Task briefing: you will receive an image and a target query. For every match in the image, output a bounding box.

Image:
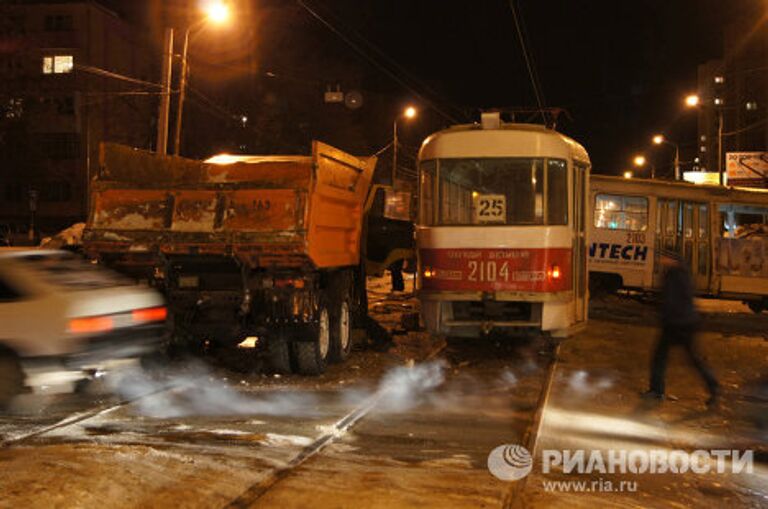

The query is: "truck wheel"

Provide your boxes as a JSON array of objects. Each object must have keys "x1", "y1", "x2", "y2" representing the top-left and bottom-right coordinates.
[
  {"x1": 294, "y1": 306, "x2": 330, "y2": 375},
  {"x1": 268, "y1": 332, "x2": 293, "y2": 374},
  {"x1": 0, "y1": 352, "x2": 24, "y2": 410},
  {"x1": 747, "y1": 300, "x2": 765, "y2": 314},
  {"x1": 329, "y1": 298, "x2": 352, "y2": 363}
]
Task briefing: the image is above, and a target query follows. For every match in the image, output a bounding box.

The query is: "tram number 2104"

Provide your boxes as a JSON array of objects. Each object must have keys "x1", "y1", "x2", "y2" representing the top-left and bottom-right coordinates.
[{"x1": 468, "y1": 260, "x2": 509, "y2": 282}]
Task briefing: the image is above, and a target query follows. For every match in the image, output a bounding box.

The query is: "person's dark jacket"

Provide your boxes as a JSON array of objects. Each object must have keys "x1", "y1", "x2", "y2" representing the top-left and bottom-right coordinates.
[{"x1": 660, "y1": 263, "x2": 699, "y2": 327}]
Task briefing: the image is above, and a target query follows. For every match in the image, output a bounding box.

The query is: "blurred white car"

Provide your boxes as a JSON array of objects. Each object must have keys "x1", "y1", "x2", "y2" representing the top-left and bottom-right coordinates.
[{"x1": 0, "y1": 249, "x2": 166, "y2": 407}]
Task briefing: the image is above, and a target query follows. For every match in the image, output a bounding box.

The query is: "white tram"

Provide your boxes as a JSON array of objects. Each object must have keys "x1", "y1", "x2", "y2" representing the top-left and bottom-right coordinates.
[
  {"x1": 589, "y1": 175, "x2": 768, "y2": 312},
  {"x1": 416, "y1": 113, "x2": 591, "y2": 338}
]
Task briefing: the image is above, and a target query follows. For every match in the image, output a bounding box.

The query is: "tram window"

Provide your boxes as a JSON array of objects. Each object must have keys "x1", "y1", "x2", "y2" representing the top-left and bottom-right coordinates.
[
  {"x1": 594, "y1": 194, "x2": 648, "y2": 231},
  {"x1": 546, "y1": 159, "x2": 568, "y2": 225},
  {"x1": 419, "y1": 160, "x2": 436, "y2": 225},
  {"x1": 718, "y1": 203, "x2": 768, "y2": 238},
  {"x1": 684, "y1": 204, "x2": 694, "y2": 238},
  {"x1": 433, "y1": 158, "x2": 553, "y2": 225},
  {"x1": 698, "y1": 204, "x2": 709, "y2": 238}
]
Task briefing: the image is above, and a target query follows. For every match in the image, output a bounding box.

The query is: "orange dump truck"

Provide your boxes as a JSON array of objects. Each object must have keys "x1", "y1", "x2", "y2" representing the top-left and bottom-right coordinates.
[{"x1": 83, "y1": 141, "x2": 378, "y2": 374}]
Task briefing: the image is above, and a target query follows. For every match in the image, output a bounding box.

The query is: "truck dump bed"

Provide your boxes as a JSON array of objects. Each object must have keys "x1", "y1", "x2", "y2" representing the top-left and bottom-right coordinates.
[{"x1": 84, "y1": 141, "x2": 376, "y2": 269}]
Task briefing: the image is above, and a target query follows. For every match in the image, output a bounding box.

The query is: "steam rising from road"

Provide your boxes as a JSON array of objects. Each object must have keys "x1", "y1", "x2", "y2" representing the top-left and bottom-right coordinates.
[
  {"x1": 108, "y1": 365, "x2": 317, "y2": 419},
  {"x1": 107, "y1": 360, "x2": 448, "y2": 419}
]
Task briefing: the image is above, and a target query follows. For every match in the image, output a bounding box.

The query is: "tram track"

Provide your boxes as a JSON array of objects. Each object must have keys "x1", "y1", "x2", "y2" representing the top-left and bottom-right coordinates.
[
  {"x1": 0, "y1": 383, "x2": 185, "y2": 447},
  {"x1": 224, "y1": 337, "x2": 562, "y2": 508},
  {"x1": 503, "y1": 340, "x2": 561, "y2": 509}
]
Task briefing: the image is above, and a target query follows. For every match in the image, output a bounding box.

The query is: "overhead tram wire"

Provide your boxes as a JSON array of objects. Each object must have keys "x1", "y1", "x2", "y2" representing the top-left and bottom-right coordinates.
[
  {"x1": 509, "y1": 0, "x2": 547, "y2": 122},
  {"x1": 299, "y1": 0, "x2": 470, "y2": 123},
  {"x1": 296, "y1": 0, "x2": 465, "y2": 125}
]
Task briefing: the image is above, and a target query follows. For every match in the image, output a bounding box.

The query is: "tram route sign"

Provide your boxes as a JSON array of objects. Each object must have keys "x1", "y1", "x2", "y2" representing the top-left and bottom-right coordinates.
[
  {"x1": 726, "y1": 152, "x2": 768, "y2": 188},
  {"x1": 474, "y1": 194, "x2": 506, "y2": 223}
]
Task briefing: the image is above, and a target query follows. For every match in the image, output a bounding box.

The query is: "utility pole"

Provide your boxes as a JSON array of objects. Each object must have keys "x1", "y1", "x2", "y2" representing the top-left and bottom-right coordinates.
[
  {"x1": 392, "y1": 119, "x2": 398, "y2": 187},
  {"x1": 156, "y1": 28, "x2": 174, "y2": 155},
  {"x1": 173, "y1": 28, "x2": 191, "y2": 156},
  {"x1": 717, "y1": 110, "x2": 724, "y2": 185}
]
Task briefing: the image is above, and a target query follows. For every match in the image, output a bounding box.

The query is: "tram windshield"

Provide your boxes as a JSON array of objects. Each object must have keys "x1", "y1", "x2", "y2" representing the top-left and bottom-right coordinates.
[{"x1": 420, "y1": 158, "x2": 568, "y2": 226}]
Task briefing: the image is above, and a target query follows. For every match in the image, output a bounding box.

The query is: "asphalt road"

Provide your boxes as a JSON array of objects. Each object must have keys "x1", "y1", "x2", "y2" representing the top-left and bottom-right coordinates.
[{"x1": 0, "y1": 333, "x2": 555, "y2": 509}]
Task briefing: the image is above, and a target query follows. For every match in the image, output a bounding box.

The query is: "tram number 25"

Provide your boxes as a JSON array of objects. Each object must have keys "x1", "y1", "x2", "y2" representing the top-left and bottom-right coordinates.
[
  {"x1": 468, "y1": 261, "x2": 509, "y2": 282},
  {"x1": 475, "y1": 194, "x2": 506, "y2": 223}
]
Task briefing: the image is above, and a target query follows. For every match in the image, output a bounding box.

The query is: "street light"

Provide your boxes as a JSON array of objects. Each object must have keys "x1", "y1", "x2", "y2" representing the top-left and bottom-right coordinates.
[
  {"x1": 685, "y1": 92, "x2": 724, "y2": 185},
  {"x1": 652, "y1": 134, "x2": 681, "y2": 180},
  {"x1": 633, "y1": 154, "x2": 655, "y2": 179},
  {"x1": 392, "y1": 105, "x2": 417, "y2": 186},
  {"x1": 685, "y1": 94, "x2": 700, "y2": 108},
  {"x1": 172, "y1": 1, "x2": 232, "y2": 156}
]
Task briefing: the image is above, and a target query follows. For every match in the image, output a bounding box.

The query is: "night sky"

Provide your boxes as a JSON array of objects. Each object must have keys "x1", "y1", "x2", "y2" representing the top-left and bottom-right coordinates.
[{"x1": 108, "y1": 0, "x2": 766, "y2": 173}]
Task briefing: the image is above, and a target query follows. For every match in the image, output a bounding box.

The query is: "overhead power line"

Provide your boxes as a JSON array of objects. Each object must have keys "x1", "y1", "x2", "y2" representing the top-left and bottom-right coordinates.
[
  {"x1": 509, "y1": 0, "x2": 546, "y2": 114},
  {"x1": 297, "y1": 0, "x2": 465, "y2": 124},
  {"x1": 75, "y1": 64, "x2": 163, "y2": 89}
]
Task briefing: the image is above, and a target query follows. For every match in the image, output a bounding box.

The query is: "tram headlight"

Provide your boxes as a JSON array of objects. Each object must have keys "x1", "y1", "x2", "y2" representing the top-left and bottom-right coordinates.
[
  {"x1": 423, "y1": 266, "x2": 435, "y2": 278},
  {"x1": 547, "y1": 264, "x2": 562, "y2": 280}
]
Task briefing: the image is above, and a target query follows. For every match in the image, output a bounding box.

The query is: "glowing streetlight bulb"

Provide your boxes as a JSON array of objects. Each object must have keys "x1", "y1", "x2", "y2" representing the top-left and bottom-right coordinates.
[
  {"x1": 204, "y1": 1, "x2": 230, "y2": 24},
  {"x1": 404, "y1": 106, "x2": 417, "y2": 119},
  {"x1": 652, "y1": 134, "x2": 664, "y2": 145},
  {"x1": 633, "y1": 155, "x2": 646, "y2": 167},
  {"x1": 685, "y1": 94, "x2": 700, "y2": 108}
]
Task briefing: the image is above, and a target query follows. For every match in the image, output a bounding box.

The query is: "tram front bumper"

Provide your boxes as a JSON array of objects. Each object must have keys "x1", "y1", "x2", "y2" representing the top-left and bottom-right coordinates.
[{"x1": 418, "y1": 291, "x2": 574, "y2": 337}]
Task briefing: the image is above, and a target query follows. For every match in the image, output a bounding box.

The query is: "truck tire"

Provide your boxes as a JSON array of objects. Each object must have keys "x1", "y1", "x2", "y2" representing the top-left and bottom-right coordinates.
[
  {"x1": 747, "y1": 300, "x2": 765, "y2": 314},
  {"x1": 0, "y1": 351, "x2": 24, "y2": 410},
  {"x1": 329, "y1": 298, "x2": 352, "y2": 363},
  {"x1": 268, "y1": 332, "x2": 293, "y2": 374},
  {"x1": 294, "y1": 305, "x2": 330, "y2": 375}
]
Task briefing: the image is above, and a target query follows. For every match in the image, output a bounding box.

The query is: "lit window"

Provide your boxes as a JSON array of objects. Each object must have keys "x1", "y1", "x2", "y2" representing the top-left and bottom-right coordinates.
[
  {"x1": 746, "y1": 101, "x2": 758, "y2": 111},
  {"x1": 700, "y1": 146, "x2": 707, "y2": 152},
  {"x1": 594, "y1": 194, "x2": 648, "y2": 231},
  {"x1": 714, "y1": 76, "x2": 724, "y2": 84},
  {"x1": 714, "y1": 97, "x2": 723, "y2": 106},
  {"x1": 700, "y1": 135, "x2": 707, "y2": 142},
  {"x1": 42, "y1": 55, "x2": 73, "y2": 74}
]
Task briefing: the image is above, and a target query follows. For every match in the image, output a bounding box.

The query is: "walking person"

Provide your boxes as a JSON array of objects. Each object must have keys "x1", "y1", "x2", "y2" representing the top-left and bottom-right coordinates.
[{"x1": 645, "y1": 251, "x2": 719, "y2": 406}]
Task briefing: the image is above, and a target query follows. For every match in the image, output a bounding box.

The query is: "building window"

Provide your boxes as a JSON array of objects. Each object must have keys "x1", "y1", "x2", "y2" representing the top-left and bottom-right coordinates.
[
  {"x1": 3, "y1": 98, "x2": 23, "y2": 119},
  {"x1": 42, "y1": 55, "x2": 74, "y2": 74},
  {"x1": 44, "y1": 15, "x2": 73, "y2": 32}
]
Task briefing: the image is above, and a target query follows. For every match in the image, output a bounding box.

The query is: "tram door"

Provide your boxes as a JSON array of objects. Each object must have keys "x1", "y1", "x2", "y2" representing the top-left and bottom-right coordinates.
[
  {"x1": 654, "y1": 200, "x2": 710, "y2": 291},
  {"x1": 573, "y1": 164, "x2": 588, "y2": 321}
]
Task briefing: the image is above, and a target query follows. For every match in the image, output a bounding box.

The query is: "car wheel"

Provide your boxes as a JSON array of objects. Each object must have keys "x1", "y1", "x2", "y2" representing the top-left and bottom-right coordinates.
[
  {"x1": 329, "y1": 298, "x2": 352, "y2": 363},
  {"x1": 294, "y1": 305, "x2": 330, "y2": 375},
  {"x1": 268, "y1": 332, "x2": 293, "y2": 374},
  {"x1": 0, "y1": 352, "x2": 24, "y2": 410}
]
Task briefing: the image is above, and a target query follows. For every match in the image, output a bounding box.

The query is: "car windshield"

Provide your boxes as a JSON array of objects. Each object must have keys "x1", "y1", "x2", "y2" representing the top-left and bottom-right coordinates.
[{"x1": 18, "y1": 252, "x2": 130, "y2": 290}]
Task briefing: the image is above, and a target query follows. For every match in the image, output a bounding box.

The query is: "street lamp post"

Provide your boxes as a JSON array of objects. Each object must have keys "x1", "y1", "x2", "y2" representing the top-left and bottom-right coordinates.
[
  {"x1": 684, "y1": 93, "x2": 726, "y2": 185},
  {"x1": 170, "y1": 1, "x2": 231, "y2": 156},
  {"x1": 392, "y1": 106, "x2": 417, "y2": 187},
  {"x1": 652, "y1": 134, "x2": 680, "y2": 180}
]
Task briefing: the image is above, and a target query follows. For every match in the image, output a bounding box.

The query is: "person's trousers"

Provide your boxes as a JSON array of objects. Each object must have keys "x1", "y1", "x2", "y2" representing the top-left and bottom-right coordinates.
[
  {"x1": 650, "y1": 324, "x2": 718, "y2": 396},
  {"x1": 389, "y1": 259, "x2": 405, "y2": 292}
]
